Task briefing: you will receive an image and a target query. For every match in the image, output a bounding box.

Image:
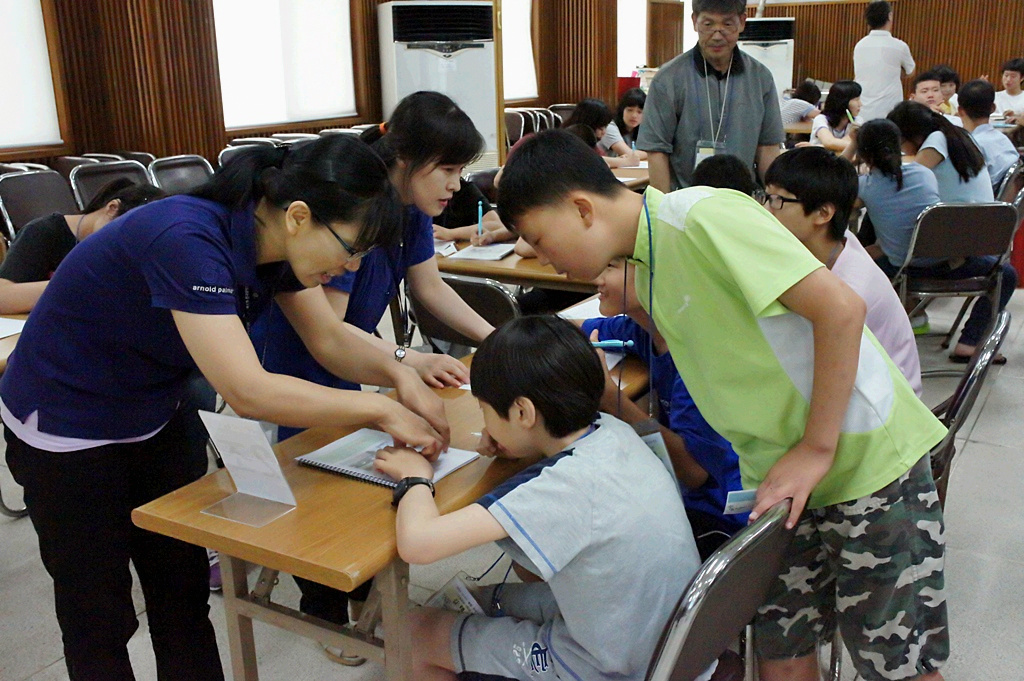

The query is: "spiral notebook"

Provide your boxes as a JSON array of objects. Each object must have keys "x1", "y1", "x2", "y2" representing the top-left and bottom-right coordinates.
[{"x1": 295, "y1": 428, "x2": 479, "y2": 488}]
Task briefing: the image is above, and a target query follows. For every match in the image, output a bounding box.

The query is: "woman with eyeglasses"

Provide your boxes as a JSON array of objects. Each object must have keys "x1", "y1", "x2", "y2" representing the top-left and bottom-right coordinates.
[{"x1": 0, "y1": 134, "x2": 450, "y2": 680}]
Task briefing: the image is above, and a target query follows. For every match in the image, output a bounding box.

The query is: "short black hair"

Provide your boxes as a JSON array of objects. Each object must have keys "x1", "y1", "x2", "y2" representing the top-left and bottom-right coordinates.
[
  {"x1": 691, "y1": 155, "x2": 757, "y2": 196},
  {"x1": 471, "y1": 316, "x2": 603, "y2": 438},
  {"x1": 1002, "y1": 58, "x2": 1024, "y2": 76},
  {"x1": 563, "y1": 123, "x2": 598, "y2": 149},
  {"x1": 958, "y1": 79, "x2": 997, "y2": 120},
  {"x1": 793, "y1": 81, "x2": 822, "y2": 106},
  {"x1": 693, "y1": 0, "x2": 745, "y2": 16},
  {"x1": 864, "y1": 1, "x2": 891, "y2": 29},
  {"x1": 931, "y1": 64, "x2": 960, "y2": 88},
  {"x1": 822, "y1": 80, "x2": 862, "y2": 128},
  {"x1": 912, "y1": 70, "x2": 941, "y2": 91},
  {"x1": 496, "y1": 129, "x2": 627, "y2": 234},
  {"x1": 564, "y1": 98, "x2": 614, "y2": 132},
  {"x1": 764, "y1": 147, "x2": 858, "y2": 241}
]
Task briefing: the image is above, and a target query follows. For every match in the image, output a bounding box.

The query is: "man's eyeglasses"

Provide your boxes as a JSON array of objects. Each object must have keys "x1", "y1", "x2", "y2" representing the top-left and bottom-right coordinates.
[
  {"x1": 760, "y1": 193, "x2": 803, "y2": 211},
  {"x1": 326, "y1": 225, "x2": 375, "y2": 262},
  {"x1": 696, "y1": 20, "x2": 741, "y2": 36}
]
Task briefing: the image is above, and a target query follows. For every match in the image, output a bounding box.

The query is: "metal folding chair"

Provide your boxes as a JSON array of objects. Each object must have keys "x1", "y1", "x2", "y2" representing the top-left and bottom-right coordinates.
[
  {"x1": 548, "y1": 103, "x2": 577, "y2": 126},
  {"x1": 69, "y1": 160, "x2": 151, "y2": 210},
  {"x1": 995, "y1": 156, "x2": 1023, "y2": 203},
  {"x1": 645, "y1": 500, "x2": 795, "y2": 681},
  {"x1": 891, "y1": 202, "x2": 1017, "y2": 353},
  {"x1": 504, "y1": 110, "x2": 525, "y2": 147},
  {"x1": 410, "y1": 274, "x2": 520, "y2": 353},
  {"x1": 148, "y1": 154, "x2": 215, "y2": 194},
  {"x1": 0, "y1": 169, "x2": 78, "y2": 242}
]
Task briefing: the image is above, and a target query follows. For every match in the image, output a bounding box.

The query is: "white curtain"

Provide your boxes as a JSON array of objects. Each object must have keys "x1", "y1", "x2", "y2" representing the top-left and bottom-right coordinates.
[
  {"x1": 213, "y1": 0, "x2": 357, "y2": 128},
  {"x1": 501, "y1": 0, "x2": 539, "y2": 100},
  {"x1": 0, "y1": 0, "x2": 62, "y2": 148},
  {"x1": 617, "y1": 0, "x2": 648, "y2": 77}
]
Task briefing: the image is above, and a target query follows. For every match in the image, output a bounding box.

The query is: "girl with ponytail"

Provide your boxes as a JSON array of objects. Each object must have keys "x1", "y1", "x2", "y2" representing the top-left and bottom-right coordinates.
[
  {"x1": 886, "y1": 100, "x2": 993, "y2": 203},
  {"x1": 0, "y1": 134, "x2": 449, "y2": 679},
  {"x1": 853, "y1": 117, "x2": 1016, "y2": 362}
]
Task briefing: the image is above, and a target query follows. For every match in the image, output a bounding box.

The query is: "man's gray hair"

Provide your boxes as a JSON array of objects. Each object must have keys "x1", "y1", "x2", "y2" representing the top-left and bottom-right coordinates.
[{"x1": 692, "y1": 0, "x2": 747, "y2": 16}]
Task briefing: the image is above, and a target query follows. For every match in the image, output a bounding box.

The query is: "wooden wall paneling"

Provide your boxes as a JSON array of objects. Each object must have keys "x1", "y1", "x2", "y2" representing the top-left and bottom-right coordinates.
[
  {"x1": 648, "y1": 2, "x2": 687, "y2": 69},
  {"x1": 548, "y1": 0, "x2": 617, "y2": 106}
]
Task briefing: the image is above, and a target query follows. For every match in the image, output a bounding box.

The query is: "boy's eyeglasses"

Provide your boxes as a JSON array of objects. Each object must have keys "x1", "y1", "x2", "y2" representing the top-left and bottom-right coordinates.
[
  {"x1": 760, "y1": 193, "x2": 803, "y2": 211},
  {"x1": 326, "y1": 225, "x2": 375, "y2": 262}
]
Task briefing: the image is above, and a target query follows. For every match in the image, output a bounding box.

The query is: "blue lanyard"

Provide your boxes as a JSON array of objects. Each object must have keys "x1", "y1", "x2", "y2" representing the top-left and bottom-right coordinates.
[{"x1": 642, "y1": 196, "x2": 656, "y2": 418}]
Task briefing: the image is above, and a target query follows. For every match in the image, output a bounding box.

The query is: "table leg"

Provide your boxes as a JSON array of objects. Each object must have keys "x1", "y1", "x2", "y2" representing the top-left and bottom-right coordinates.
[
  {"x1": 378, "y1": 558, "x2": 412, "y2": 681},
  {"x1": 221, "y1": 556, "x2": 259, "y2": 681}
]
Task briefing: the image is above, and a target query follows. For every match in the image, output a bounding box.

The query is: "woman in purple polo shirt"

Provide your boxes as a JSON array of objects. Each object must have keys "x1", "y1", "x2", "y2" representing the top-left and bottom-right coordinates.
[{"x1": 0, "y1": 135, "x2": 449, "y2": 680}]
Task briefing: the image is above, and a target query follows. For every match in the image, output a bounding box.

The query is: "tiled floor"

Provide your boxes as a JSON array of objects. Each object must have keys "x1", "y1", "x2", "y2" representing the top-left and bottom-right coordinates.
[{"x1": 1, "y1": 295, "x2": 1022, "y2": 680}]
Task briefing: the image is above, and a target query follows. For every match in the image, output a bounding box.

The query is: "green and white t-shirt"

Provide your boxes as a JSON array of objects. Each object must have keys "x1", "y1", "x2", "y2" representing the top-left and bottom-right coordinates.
[{"x1": 632, "y1": 187, "x2": 946, "y2": 508}]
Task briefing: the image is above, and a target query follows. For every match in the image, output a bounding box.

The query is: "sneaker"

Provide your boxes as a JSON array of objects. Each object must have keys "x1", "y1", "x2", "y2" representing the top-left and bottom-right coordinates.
[
  {"x1": 320, "y1": 643, "x2": 366, "y2": 666},
  {"x1": 911, "y1": 312, "x2": 930, "y2": 336}
]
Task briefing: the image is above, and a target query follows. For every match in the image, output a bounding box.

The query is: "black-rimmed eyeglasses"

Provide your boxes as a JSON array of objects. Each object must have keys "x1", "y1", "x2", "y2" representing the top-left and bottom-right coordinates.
[
  {"x1": 326, "y1": 225, "x2": 375, "y2": 262},
  {"x1": 760, "y1": 193, "x2": 803, "y2": 211}
]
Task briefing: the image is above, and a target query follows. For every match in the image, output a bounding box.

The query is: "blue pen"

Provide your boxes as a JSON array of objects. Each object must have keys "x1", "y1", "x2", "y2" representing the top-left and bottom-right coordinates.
[
  {"x1": 592, "y1": 340, "x2": 634, "y2": 350},
  {"x1": 477, "y1": 200, "x2": 483, "y2": 238}
]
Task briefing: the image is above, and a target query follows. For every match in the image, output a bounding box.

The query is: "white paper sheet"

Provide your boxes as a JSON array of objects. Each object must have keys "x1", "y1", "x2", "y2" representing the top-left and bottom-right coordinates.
[
  {"x1": 557, "y1": 296, "x2": 605, "y2": 320},
  {"x1": 199, "y1": 411, "x2": 296, "y2": 506},
  {"x1": 447, "y1": 244, "x2": 515, "y2": 261},
  {"x1": 434, "y1": 239, "x2": 458, "y2": 257},
  {"x1": 0, "y1": 317, "x2": 26, "y2": 339}
]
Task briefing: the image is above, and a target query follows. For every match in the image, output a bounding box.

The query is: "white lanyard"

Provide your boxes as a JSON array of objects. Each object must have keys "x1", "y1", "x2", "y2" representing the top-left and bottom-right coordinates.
[{"x1": 703, "y1": 54, "x2": 732, "y2": 145}]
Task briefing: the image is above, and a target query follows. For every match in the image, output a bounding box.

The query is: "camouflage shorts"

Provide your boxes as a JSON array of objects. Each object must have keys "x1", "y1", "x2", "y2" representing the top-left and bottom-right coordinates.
[{"x1": 754, "y1": 455, "x2": 949, "y2": 681}]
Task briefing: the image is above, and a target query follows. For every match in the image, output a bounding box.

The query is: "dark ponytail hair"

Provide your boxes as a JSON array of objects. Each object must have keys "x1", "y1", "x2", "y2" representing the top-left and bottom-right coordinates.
[
  {"x1": 822, "y1": 80, "x2": 862, "y2": 128},
  {"x1": 614, "y1": 88, "x2": 646, "y2": 139},
  {"x1": 360, "y1": 91, "x2": 483, "y2": 173},
  {"x1": 83, "y1": 178, "x2": 167, "y2": 215},
  {"x1": 858, "y1": 119, "x2": 905, "y2": 191},
  {"x1": 190, "y1": 135, "x2": 402, "y2": 251},
  {"x1": 887, "y1": 101, "x2": 985, "y2": 183},
  {"x1": 565, "y1": 98, "x2": 614, "y2": 132}
]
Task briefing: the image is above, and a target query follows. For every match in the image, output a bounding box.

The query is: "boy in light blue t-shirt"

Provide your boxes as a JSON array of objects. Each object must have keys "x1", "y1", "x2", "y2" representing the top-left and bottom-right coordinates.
[{"x1": 374, "y1": 316, "x2": 699, "y2": 681}]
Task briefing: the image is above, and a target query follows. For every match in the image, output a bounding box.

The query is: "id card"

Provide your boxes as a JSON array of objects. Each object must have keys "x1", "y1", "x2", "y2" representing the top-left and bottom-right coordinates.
[
  {"x1": 723, "y1": 489, "x2": 757, "y2": 515},
  {"x1": 694, "y1": 139, "x2": 726, "y2": 170}
]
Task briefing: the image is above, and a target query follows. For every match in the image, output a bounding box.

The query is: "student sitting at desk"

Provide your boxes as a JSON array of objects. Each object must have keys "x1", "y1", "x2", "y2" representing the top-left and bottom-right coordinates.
[
  {"x1": 430, "y1": 178, "x2": 509, "y2": 245},
  {"x1": 0, "y1": 178, "x2": 165, "y2": 314},
  {"x1": 604, "y1": 87, "x2": 648, "y2": 160},
  {"x1": 809, "y1": 80, "x2": 862, "y2": 152},
  {"x1": 497, "y1": 130, "x2": 949, "y2": 681},
  {"x1": 957, "y1": 78, "x2": 1021, "y2": 190},
  {"x1": 564, "y1": 98, "x2": 641, "y2": 168},
  {"x1": 994, "y1": 57, "x2": 1024, "y2": 124},
  {"x1": 780, "y1": 80, "x2": 822, "y2": 126},
  {"x1": 580, "y1": 259, "x2": 744, "y2": 558},
  {"x1": 690, "y1": 153, "x2": 759, "y2": 195},
  {"x1": 1, "y1": 135, "x2": 448, "y2": 681},
  {"x1": 932, "y1": 64, "x2": 961, "y2": 115},
  {"x1": 888, "y1": 100, "x2": 993, "y2": 203},
  {"x1": 374, "y1": 315, "x2": 700, "y2": 681},
  {"x1": 910, "y1": 71, "x2": 964, "y2": 127},
  {"x1": 854, "y1": 118, "x2": 1015, "y2": 363}
]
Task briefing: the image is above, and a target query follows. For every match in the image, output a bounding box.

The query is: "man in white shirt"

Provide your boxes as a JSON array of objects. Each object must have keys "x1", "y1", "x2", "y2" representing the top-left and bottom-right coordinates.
[
  {"x1": 958, "y1": 79, "x2": 1021, "y2": 191},
  {"x1": 994, "y1": 58, "x2": 1024, "y2": 124},
  {"x1": 853, "y1": 1, "x2": 915, "y2": 121}
]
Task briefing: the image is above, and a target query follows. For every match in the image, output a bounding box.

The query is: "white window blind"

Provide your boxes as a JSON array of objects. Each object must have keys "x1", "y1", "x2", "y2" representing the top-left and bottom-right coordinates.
[
  {"x1": 501, "y1": 0, "x2": 538, "y2": 100},
  {"x1": 0, "y1": 0, "x2": 62, "y2": 149},
  {"x1": 213, "y1": 0, "x2": 357, "y2": 129},
  {"x1": 616, "y1": 0, "x2": 648, "y2": 77}
]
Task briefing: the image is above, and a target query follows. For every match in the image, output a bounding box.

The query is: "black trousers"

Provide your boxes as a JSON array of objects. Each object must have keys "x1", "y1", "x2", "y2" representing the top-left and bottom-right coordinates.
[{"x1": 5, "y1": 408, "x2": 223, "y2": 681}]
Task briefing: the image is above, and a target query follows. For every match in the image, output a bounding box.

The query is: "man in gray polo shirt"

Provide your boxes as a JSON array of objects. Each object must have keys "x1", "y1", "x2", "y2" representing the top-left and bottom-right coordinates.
[{"x1": 638, "y1": 0, "x2": 783, "y2": 191}]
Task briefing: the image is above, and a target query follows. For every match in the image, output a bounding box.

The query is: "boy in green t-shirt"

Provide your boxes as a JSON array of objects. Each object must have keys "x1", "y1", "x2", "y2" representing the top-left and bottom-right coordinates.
[{"x1": 496, "y1": 129, "x2": 948, "y2": 681}]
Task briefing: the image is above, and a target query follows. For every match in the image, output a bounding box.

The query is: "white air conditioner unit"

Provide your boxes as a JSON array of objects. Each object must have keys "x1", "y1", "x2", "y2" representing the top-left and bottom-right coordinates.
[
  {"x1": 379, "y1": 1, "x2": 499, "y2": 170},
  {"x1": 737, "y1": 18, "x2": 795, "y2": 102}
]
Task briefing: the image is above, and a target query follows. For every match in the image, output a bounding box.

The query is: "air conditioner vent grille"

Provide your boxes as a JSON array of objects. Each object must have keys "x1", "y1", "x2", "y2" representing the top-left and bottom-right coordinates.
[{"x1": 392, "y1": 5, "x2": 493, "y2": 42}]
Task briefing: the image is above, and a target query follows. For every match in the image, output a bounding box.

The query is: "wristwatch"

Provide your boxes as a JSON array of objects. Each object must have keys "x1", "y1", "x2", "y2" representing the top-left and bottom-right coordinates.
[
  {"x1": 394, "y1": 346, "x2": 407, "y2": 363},
  {"x1": 392, "y1": 476, "x2": 435, "y2": 506}
]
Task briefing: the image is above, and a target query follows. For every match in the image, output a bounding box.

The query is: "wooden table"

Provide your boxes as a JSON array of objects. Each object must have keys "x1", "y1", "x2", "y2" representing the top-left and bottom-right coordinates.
[
  {"x1": 133, "y1": 358, "x2": 649, "y2": 681},
  {"x1": 784, "y1": 121, "x2": 813, "y2": 136},
  {"x1": 437, "y1": 246, "x2": 596, "y2": 293},
  {"x1": 612, "y1": 166, "x2": 650, "y2": 190}
]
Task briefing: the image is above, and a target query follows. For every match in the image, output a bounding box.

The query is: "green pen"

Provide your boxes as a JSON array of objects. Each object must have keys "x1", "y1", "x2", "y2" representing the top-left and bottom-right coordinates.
[{"x1": 846, "y1": 109, "x2": 856, "y2": 125}]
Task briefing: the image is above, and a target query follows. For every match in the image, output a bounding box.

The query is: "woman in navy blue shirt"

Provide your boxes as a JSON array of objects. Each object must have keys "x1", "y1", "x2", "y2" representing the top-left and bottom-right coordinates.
[{"x1": 0, "y1": 135, "x2": 449, "y2": 680}]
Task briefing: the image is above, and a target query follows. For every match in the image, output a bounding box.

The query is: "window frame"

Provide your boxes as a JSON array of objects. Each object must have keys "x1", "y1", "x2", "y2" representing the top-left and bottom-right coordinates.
[
  {"x1": 502, "y1": 0, "x2": 542, "y2": 106},
  {"x1": 0, "y1": 0, "x2": 74, "y2": 161},
  {"x1": 217, "y1": 0, "x2": 378, "y2": 138}
]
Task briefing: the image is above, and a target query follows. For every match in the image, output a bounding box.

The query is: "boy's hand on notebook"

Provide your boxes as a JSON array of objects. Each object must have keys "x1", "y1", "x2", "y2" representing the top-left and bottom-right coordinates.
[
  {"x1": 393, "y1": 370, "x2": 451, "y2": 451},
  {"x1": 374, "y1": 445, "x2": 435, "y2": 481},
  {"x1": 476, "y1": 429, "x2": 511, "y2": 459},
  {"x1": 404, "y1": 351, "x2": 470, "y2": 389},
  {"x1": 749, "y1": 442, "x2": 835, "y2": 529}
]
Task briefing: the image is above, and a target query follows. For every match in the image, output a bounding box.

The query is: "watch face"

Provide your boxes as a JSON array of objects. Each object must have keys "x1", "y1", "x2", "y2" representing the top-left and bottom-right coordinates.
[{"x1": 395, "y1": 347, "x2": 407, "y2": 360}]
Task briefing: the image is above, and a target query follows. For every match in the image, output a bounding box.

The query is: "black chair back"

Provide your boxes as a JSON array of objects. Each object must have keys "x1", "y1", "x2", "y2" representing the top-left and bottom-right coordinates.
[
  {"x1": 411, "y1": 275, "x2": 519, "y2": 349},
  {"x1": 504, "y1": 110, "x2": 525, "y2": 147},
  {"x1": 467, "y1": 168, "x2": 500, "y2": 204},
  {"x1": 548, "y1": 103, "x2": 577, "y2": 126},
  {"x1": 69, "y1": 160, "x2": 151, "y2": 210},
  {"x1": 0, "y1": 170, "x2": 78, "y2": 241},
  {"x1": 996, "y1": 156, "x2": 1024, "y2": 203},
  {"x1": 51, "y1": 155, "x2": 99, "y2": 180},
  {"x1": 148, "y1": 155, "x2": 215, "y2": 194},
  {"x1": 646, "y1": 501, "x2": 794, "y2": 681}
]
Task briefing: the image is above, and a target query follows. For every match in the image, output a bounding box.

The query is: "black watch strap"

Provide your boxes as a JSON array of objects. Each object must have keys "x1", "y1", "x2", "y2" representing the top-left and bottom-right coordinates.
[{"x1": 392, "y1": 476, "x2": 435, "y2": 507}]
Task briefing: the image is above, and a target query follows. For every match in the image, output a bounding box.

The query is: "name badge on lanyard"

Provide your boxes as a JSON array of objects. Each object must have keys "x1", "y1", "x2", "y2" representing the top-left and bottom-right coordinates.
[{"x1": 694, "y1": 140, "x2": 727, "y2": 169}]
